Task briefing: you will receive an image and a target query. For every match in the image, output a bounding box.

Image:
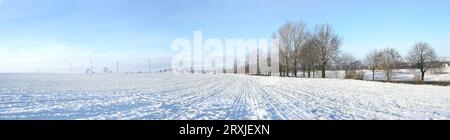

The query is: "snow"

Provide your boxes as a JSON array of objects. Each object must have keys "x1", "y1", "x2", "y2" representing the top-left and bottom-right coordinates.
[
  {"x1": 302, "y1": 68, "x2": 450, "y2": 81},
  {"x1": 0, "y1": 73, "x2": 449, "y2": 120}
]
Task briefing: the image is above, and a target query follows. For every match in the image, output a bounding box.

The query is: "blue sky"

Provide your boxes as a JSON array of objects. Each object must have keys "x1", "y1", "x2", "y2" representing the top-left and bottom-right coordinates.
[{"x1": 0, "y1": 0, "x2": 449, "y2": 73}]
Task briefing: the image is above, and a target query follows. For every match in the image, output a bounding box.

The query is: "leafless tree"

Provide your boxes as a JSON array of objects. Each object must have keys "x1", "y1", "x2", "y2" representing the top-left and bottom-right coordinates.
[
  {"x1": 430, "y1": 57, "x2": 447, "y2": 74},
  {"x1": 341, "y1": 53, "x2": 357, "y2": 79},
  {"x1": 315, "y1": 24, "x2": 342, "y2": 78},
  {"x1": 292, "y1": 21, "x2": 309, "y2": 77},
  {"x1": 278, "y1": 22, "x2": 293, "y2": 76},
  {"x1": 406, "y1": 41, "x2": 438, "y2": 81},
  {"x1": 365, "y1": 49, "x2": 382, "y2": 80},
  {"x1": 380, "y1": 48, "x2": 402, "y2": 81},
  {"x1": 278, "y1": 21, "x2": 309, "y2": 77},
  {"x1": 300, "y1": 35, "x2": 320, "y2": 77}
]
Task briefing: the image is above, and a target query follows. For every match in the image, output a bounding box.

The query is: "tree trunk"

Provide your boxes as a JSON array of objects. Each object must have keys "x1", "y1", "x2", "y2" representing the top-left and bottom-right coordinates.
[
  {"x1": 279, "y1": 60, "x2": 282, "y2": 76},
  {"x1": 386, "y1": 71, "x2": 391, "y2": 81},
  {"x1": 285, "y1": 56, "x2": 289, "y2": 77},
  {"x1": 256, "y1": 48, "x2": 260, "y2": 75},
  {"x1": 307, "y1": 69, "x2": 311, "y2": 78},
  {"x1": 421, "y1": 71, "x2": 425, "y2": 81},
  {"x1": 293, "y1": 60, "x2": 297, "y2": 77},
  {"x1": 321, "y1": 62, "x2": 326, "y2": 78},
  {"x1": 302, "y1": 67, "x2": 306, "y2": 78},
  {"x1": 321, "y1": 69, "x2": 325, "y2": 78},
  {"x1": 372, "y1": 69, "x2": 375, "y2": 81}
]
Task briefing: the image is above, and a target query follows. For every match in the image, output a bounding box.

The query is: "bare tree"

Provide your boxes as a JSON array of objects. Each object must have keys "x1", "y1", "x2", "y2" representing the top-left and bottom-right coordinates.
[
  {"x1": 380, "y1": 48, "x2": 402, "y2": 81},
  {"x1": 278, "y1": 21, "x2": 308, "y2": 77},
  {"x1": 341, "y1": 53, "x2": 357, "y2": 79},
  {"x1": 292, "y1": 21, "x2": 309, "y2": 77},
  {"x1": 278, "y1": 22, "x2": 294, "y2": 76},
  {"x1": 406, "y1": 41, "x2": 438, "y2": 81},
  {"x1": 315, "y1": 24, "x2": 342, "y2": 78},
  {"x1": 300, "y1": 35, "x2": 320, "y2": 77},
  {"x1": 430, "y1": 57, "x2": 447, "y2": 74},
  {"x1": 365, "y1": 49, "x2": 382, "y2": 80}
]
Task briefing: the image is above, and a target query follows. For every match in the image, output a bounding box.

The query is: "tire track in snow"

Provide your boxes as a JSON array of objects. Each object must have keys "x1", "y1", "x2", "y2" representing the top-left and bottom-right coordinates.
[{"x1": 248, "y1": 78, "x2": 312, "y2": 119}]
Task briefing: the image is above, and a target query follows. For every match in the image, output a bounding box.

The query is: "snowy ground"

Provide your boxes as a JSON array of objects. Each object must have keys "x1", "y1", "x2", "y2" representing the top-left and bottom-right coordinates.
[
  {"x1": 304, "y1": 68, "x2": 450, "y2": 81},
  {"x1": 0, "y1": 73, "x2": 449, "y2": 120}
]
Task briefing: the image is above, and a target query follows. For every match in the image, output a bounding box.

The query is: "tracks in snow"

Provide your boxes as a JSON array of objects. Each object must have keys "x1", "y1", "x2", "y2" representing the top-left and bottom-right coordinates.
[{"x1": 1, "y1": 74, "x2": 450, "y2": 120}]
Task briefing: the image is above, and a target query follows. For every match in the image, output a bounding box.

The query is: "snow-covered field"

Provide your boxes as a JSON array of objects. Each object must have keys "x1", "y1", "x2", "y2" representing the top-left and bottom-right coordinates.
[
  {"x1": 311, "y1": 68, "x2": 450, "y2": 81},
  {"x1": 0, "y1": 73, "x2": 449, "y2": 120}
]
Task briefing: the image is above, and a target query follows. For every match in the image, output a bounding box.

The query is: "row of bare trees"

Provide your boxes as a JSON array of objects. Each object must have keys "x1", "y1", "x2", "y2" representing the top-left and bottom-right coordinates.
[
  {"x1": 275, "y1": 21, "x2": 341, "y2": 78},
  {"x1": 364, "y1": 41, "x2": 440, "y2": 81},
  {"x1": 365, "y1": 48, "x2": 402, "y2": 81},
  {"x1": 273, "y1": 20, "x2": 443, "y2": 81}
]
